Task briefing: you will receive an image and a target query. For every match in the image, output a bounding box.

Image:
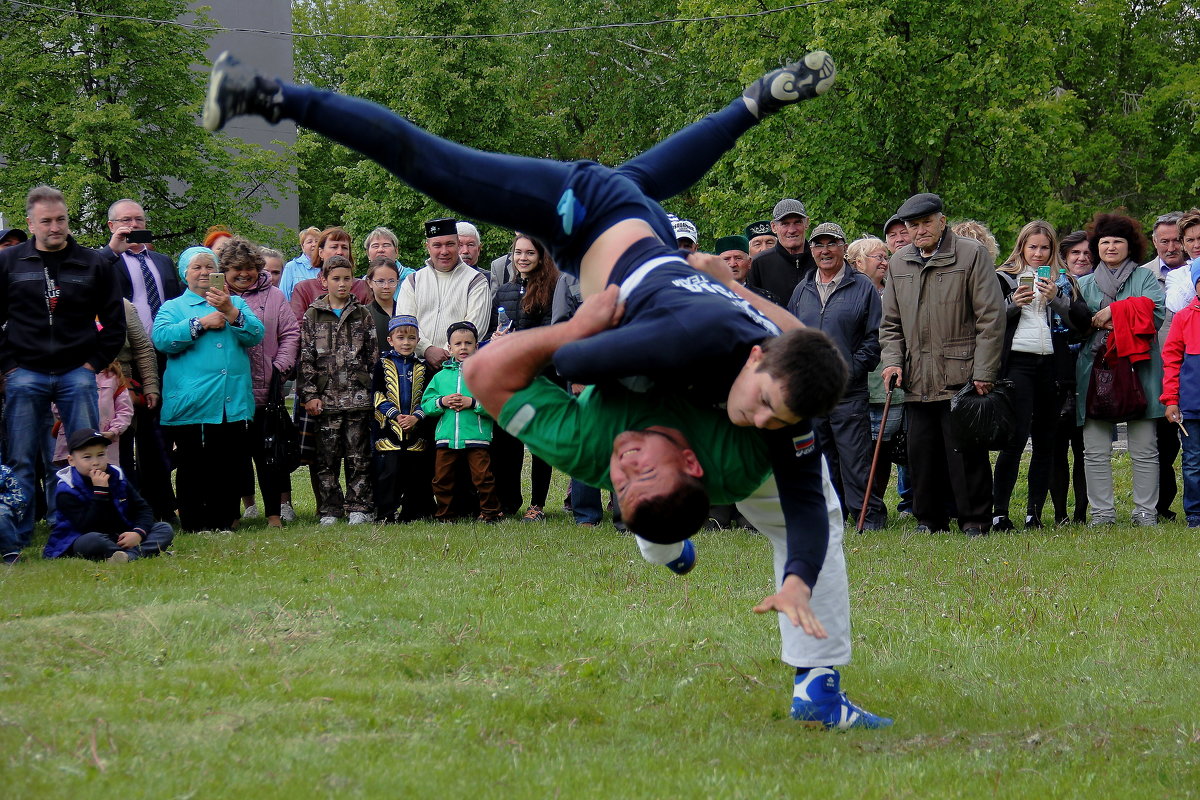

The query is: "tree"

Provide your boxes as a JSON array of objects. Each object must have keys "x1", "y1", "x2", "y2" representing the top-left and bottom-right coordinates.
[
  {"x1": 0, "y1": 0, "x2": 294, "y2": 253},
  {"x1": 291, "y1": 0, "x2": 1200, "y2": 260}
]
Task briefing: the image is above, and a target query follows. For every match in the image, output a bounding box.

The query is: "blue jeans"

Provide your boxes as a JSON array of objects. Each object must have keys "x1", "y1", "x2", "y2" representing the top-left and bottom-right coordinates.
[
  {"x1": 570, "y1": 478, "x2": 603, "y2": 525},
  {"x1": 1181, "y1": 419, "x2": 1200, "y2": 521},
  {"x1": 280, "y1": 84, "x2": 759, "y2": 275},
  {"x1": 5, "y1": 366, "x2": 99, "y2": 546}
]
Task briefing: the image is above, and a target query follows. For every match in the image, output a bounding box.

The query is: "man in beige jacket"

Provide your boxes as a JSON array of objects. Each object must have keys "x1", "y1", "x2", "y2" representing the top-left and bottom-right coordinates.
[{"x1": 879, "y1": 193, "x2": 1004, "y2": 536}]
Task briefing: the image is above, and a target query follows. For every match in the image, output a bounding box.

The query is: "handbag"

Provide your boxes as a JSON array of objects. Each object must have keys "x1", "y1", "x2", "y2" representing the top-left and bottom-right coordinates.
[
  {"x1": 949, "y1": 379, "x2": 1017, "y2": 450},
  {"x1": 1085, "y1": 348, "x2": 1147, "y2": 423},
  {"x1": 258, "y1": 372, "x2": 301, "y2": 473}
]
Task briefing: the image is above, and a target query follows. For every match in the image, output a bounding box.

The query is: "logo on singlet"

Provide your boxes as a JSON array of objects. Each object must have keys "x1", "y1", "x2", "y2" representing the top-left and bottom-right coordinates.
[
  {"x1": 669, "y1": 274, "x2": 781, "y2": 336},
  {"x1": 792, "y1": 430, "x2": 815, "y2": 457}
]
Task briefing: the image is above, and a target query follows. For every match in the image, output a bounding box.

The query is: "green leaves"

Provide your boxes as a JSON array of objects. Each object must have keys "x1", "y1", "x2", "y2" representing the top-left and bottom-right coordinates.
[{"x1": 0, "y1": 0, "x2": 294, "y2": 251}]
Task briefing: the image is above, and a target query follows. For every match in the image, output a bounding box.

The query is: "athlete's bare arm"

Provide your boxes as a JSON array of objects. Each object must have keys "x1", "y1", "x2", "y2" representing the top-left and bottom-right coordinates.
[{"x1": 465, "y1": 285, "x2": 624, "y2": 418}]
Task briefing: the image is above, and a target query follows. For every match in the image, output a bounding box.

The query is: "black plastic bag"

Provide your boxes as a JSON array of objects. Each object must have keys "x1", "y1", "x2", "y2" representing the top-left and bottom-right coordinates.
[
  {"x1": 949, "y1": 379, "x2": 1016, "y2": 451},
  {"x1": 258, "y1": 372, "x2": 301, "y2": 473}
]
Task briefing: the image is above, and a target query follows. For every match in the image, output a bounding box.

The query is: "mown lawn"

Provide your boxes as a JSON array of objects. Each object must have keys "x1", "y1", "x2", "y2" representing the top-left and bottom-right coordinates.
[{"x1": 2, "y1": 459, "x2": 1198, "y2": 799}]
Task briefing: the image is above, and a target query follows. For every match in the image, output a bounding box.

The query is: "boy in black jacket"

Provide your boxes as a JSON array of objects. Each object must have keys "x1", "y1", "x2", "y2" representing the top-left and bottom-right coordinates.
[{"x1": 44, "y1": 429, "x2": 174, "y2": 563}]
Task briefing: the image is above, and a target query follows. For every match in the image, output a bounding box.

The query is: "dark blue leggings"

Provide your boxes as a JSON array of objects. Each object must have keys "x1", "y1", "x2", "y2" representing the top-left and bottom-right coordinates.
[{"x1": 280, "y1": 85, "x2": 759, "y2": 274}]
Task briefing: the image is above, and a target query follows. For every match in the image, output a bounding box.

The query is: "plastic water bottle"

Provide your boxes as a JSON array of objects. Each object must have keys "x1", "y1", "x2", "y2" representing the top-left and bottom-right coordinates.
[
  {"x1": 496, "y1": 306, "x2": 512, "y2": 333},
  {"x1": 1052, "y1": 268, "x2": 1070, "y2": 334}
]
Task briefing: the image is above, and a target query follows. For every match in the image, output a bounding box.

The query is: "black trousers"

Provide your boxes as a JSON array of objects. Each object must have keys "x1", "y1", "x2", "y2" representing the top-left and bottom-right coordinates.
[
  {"x1": 171, "y1": 420, "x2": 249, "y2": 532},
  {"x1": 373, "y1": 448, "x2": 434, "y2": 521},
  {"x1": 905, "y1": 399, "x2": 993, "y2": 530},
  {"x1": 992, "y1": 352, "x2": 1056, "y2": 519},
  {"x1": 1156, "y1": 416, "x2": 1180, "y2": 518},
  {"x1": 812, "y1": 396, "x2": 883, "y2": 528}
]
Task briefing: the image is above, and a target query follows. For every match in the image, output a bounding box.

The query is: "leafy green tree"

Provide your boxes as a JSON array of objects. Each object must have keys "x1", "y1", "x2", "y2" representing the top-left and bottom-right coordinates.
[
  {"x1": 0, "y1": 0, "x2": 294, "y2": 253},
  {"x1": 291, "y1": 0, "x2": 1200, "y2": 260}
]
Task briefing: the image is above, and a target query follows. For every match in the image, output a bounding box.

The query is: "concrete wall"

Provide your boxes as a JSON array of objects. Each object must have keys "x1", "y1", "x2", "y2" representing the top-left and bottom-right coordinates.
[{"x1": 195, "y1": 0, "x2": 298, "y2": 237}]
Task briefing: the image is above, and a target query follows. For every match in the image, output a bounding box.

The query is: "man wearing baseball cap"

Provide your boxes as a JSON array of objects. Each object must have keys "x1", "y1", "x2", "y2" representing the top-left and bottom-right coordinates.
[
  {"x1": 878, "y1": 193, "x2": 1003, "y2": 536},
  {"x1": 0, "y1": 227, "x2": 27, "y2": 250},
  {"x1": 746, "y1": 198, "x2": 816, "y2": 303},
  {"x1": 671, "y1": 216, "x2": 700, "y2": 253}
]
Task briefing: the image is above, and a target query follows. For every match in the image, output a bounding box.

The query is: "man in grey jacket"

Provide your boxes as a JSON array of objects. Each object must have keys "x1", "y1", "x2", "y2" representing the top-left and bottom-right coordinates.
[
  {"x1": 878, "y1": 193, "x2": 1004, "y2": 536},
  {"x1": 787, "y1": 223, "x2": 883, "y2": 528}
]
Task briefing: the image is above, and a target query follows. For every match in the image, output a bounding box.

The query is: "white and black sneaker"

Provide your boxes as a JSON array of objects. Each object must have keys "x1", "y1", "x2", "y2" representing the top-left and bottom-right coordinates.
[
  {"x1": 203, "y1": 51, "x2": 284, "y2": 132},
  {"x1": 742, "y1": 51, "x2": 836, "y2": 119}
]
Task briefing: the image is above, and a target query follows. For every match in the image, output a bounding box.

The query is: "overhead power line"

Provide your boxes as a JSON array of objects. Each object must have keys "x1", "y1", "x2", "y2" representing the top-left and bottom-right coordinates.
[{"x1": 6, "y1": 0, "x2": 835, "y2": 41}]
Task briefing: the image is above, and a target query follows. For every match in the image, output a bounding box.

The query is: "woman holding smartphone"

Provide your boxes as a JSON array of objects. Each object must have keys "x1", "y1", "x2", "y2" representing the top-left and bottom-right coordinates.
[
  {"x1": 991, "y1": 221, "x2": 1091, "y2": 530},
  {"x1": 152, "y1": 246, "x2": 264, "y2": 532},
  {"x1": 488, "y1": 235, "x2": 561, "y2": 521}
]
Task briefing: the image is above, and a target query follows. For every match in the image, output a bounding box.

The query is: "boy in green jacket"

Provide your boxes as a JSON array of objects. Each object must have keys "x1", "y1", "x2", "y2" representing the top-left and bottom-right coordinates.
[{"x1": 421, "y1": 322, "x2": 501, "y2": 522}]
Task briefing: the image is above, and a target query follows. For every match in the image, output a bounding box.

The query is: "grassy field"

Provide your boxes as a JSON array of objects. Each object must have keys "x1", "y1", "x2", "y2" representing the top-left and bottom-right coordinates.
[{"x1": 2, "y1": 458, "x2": 1198, "y2": 799}]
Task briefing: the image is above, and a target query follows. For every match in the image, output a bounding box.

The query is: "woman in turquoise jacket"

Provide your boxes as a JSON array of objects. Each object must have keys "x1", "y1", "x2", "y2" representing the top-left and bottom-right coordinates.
[
  {"x1": 153, "y1": 246, "x2": 264, "y2": 531},
  {"x1": 1073, "y1": 214, "x2": 1164, "y2": 528}
]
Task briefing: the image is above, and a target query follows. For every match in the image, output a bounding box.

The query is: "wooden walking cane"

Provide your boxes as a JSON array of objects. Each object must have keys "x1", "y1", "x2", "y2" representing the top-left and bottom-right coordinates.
[{"x1": 857, "y1": 376, "x2": 896, "y2": 532}]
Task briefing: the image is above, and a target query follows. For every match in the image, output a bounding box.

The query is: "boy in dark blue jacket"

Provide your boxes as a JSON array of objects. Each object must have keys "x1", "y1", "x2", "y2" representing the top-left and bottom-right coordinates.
[{"x1": 44, "y1": 429, "x2": 174, "y2": 563}]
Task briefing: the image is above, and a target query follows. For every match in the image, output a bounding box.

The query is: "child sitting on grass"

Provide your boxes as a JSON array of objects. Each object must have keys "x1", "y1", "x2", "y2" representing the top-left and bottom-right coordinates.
[
  {"x1": 421, "y1": 322, "x2": 501, "y2": 522},
  {"x1": 372, "y1": 314, "x2": 432, "y2": 522},
  {"x1": 43, "y1": 429, "x2": 174, "y2": 563}
]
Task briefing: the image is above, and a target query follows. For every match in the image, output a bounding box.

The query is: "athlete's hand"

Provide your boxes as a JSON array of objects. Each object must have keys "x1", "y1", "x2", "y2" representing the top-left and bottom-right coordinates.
[
  {"x1": 753, "y1": 574, "x2": 828, "y2": 638},
  {"x1": 687, "y1": 252, "x2": 734, "y2": 285},
  {"x1": 568, "y1": 284, "x2": 623, "y2": 337}
]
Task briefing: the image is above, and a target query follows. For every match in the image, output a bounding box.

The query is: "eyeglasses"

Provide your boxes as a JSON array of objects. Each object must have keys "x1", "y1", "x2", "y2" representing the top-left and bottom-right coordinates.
[
  {"x1": 371, "y1": 278, "x2": 398, "y2": 286},
  {"x1": 869, "y1": 253, "x2": 889, "y2": 261},
  {"x1": 111, "y1": 216, "x2": 147, "y2": 225}
]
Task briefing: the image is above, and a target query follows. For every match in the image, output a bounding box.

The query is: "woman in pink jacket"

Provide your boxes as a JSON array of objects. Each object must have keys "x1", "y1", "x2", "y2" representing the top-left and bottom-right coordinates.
[{"x1": 223, "y1": 238, "x2": 301, "y2": 528}]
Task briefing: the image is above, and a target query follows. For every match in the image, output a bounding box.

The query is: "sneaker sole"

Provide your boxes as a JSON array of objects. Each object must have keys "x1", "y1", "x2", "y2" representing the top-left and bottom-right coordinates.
[
  {"x1": 202, "y1": 51, "x2": 232, "y2": 132},
  {"x1": 766, "y1": 51, "x2": 836, "y2": 105}
]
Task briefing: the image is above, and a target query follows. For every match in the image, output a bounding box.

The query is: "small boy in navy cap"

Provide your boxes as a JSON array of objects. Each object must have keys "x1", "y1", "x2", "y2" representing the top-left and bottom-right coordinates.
[
  {"x1": 371, "y1": 314, "x2": 432, "y2": 522},
  {"x1": 44, "y1": 429, "x2": 174, "y2": 563}
]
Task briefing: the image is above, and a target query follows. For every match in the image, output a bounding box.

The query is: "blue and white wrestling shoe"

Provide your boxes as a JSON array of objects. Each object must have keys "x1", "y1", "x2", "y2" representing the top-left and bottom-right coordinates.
[
  {"x1": 665, "y1": 539, "x2": 696, "y2": 575},
  {"x1": 791, "y1": 667, "x2": 893, "y2": 730}
]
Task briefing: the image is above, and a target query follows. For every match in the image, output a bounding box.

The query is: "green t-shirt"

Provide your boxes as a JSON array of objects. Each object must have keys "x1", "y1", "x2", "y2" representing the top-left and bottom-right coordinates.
[{"x1": 500, "y1": 377, "x2": 770, "y2": 503}]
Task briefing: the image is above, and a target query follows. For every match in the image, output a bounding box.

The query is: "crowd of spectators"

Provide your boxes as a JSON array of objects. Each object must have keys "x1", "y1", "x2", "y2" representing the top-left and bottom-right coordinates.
[{"x1": 2, "y1": 181, "x2": 1199, "y2": 563}]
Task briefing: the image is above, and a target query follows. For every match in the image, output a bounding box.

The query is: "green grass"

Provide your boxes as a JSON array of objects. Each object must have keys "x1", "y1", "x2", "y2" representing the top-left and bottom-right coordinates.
[{"x1": 2, "y1": 459, "x2": 1198, "y2": 799}]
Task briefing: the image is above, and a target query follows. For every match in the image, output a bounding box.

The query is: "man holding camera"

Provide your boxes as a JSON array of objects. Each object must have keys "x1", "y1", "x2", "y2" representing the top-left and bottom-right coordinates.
[{"x1": 100, "y1": 199, "x2": 183, "y2": 524}]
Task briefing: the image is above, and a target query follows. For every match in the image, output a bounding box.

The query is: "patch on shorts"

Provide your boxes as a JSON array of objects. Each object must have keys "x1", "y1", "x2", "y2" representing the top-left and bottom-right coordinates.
[
  {"x1": 792, "y1": 430, "x2": 816, "y2": 456},
  {"x1": 505, "y1": 403, "x2": 538, "y2": 437},
  {"x1": 556, "y1": 188, "x2": 586, "y2": 235}
]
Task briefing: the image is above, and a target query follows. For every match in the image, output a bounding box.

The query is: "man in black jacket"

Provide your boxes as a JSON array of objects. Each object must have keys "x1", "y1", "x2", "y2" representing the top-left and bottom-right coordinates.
[
  {"x1": 0, "y1": 185, "x2": 126, "y2": 560},
  {"x1": 746, "y1": 198, "x2": 817, "y2": 303}
]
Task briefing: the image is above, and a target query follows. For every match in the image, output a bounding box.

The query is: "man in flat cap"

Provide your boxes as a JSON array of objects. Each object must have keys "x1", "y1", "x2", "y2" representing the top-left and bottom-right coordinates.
[
  {"x1": 787, "y1": 223, "x2": 884, "y2": 528},
  {"x1": 745, "y1": 220, "x2": 777, "y2": 258},
  {"x1": 747, "y1": 198, "x2": 817, "y2": 303},
  {"x1": 395, "y1": 218, "x2": 491, "y2": 369},
  {"x1": 878, "y1": 193, "x2": 1004, "y2": 536},
  {"x1": 882, "y1": 215, "x2": 911, "y2": 255}
]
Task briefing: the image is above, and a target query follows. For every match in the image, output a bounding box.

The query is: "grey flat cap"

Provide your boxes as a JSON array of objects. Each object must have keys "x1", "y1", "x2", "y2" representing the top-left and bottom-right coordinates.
[
  {"x1": 895, "y1": 193, "x2": 943, "y2": 221},
  {"x1": 808, "y1": 222, "x2": 846, "y2": 243},
  {"x1": 772, "y1": 199, "x2": 808, "y2": 220}
]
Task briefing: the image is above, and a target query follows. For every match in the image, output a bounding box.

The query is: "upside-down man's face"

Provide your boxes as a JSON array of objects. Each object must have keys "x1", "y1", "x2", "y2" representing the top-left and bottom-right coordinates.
[{"x1": 609, "y1": 427, "x2": 702, "y2": 512}]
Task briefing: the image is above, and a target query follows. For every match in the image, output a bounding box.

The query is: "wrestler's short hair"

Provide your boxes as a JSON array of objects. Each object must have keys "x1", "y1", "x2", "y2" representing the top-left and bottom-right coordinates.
[
  {"x1": 622, "y1": 474, "x2": 710, "y2": 544},
  {"x1": 758, "y1": 328, "x2": 847, "y2": 420}
]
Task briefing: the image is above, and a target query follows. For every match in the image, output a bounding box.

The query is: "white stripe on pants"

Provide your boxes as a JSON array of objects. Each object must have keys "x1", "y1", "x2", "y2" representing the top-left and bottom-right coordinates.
[{"x1": 634, "y1": 456, "x2": 852, "y2": 667}]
